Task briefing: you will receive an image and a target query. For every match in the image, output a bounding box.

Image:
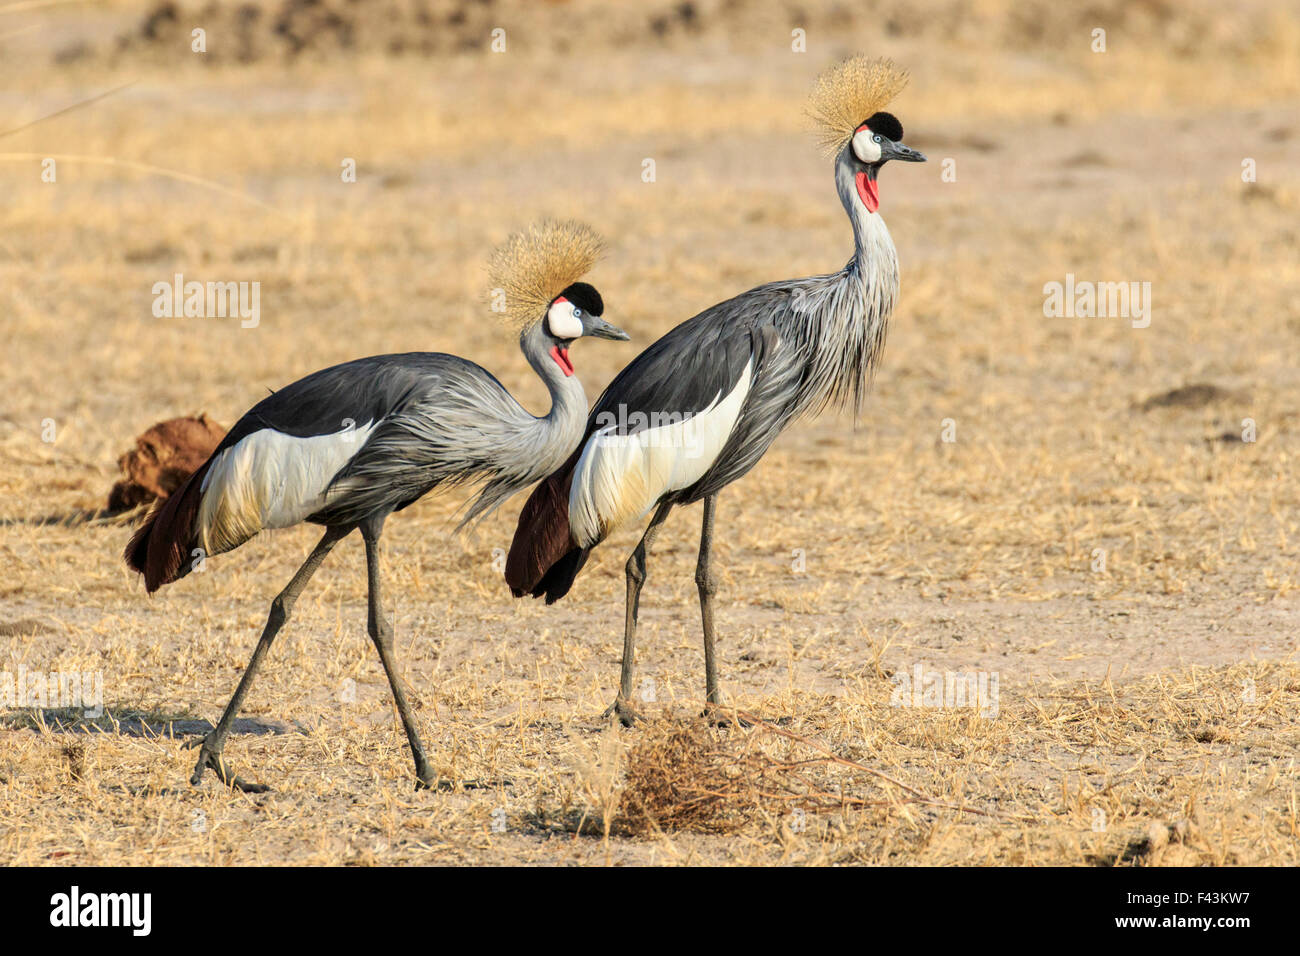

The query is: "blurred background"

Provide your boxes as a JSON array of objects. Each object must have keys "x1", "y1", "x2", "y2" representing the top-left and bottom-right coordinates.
[{"x1": 6, "y1": 0, "x2": 1296, "y2": 602}]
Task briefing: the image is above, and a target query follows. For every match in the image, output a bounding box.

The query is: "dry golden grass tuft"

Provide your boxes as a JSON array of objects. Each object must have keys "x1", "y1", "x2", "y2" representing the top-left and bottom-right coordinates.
[
  {"x1": 609, "y1": 711, "x2": 1006, "y2": 838},
  {"x1": 615, "y1": 718, "x2": 751, "y2": 835}
]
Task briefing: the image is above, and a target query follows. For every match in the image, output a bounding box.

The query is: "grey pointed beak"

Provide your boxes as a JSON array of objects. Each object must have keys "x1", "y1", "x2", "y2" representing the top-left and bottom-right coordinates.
[
  {"x1": 585, "y1": 315, "x2": 630, "y2": 341},
  {"x1": 885, "y1": 141, "x2": 926, "y2": 163}
]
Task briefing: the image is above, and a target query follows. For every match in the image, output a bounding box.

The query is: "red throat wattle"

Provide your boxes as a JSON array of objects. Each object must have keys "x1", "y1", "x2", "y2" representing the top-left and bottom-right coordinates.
[
  {"x1": 855, "y1": 171, "x2": 879, "y2": 213},
  {"x1": 550, "y1": 345, "x2": 574, "y2": 377}
]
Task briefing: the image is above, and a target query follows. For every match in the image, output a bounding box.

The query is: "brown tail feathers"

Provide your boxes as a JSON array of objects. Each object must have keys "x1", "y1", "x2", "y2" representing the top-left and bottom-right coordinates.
[
  {"x1": 505, "y1": 450, "x2": 590, "y2": 604},
  {"x1": 124, "y1": 460, "x2": 211, "y2": 593}
]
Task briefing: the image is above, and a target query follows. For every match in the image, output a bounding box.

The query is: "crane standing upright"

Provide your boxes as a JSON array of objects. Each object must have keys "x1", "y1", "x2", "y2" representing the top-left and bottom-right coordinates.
[
  {"x1": 126, "y1": 220, "x2": 627, "y2": 790},
  {"x1": 505, "y1": 57, "x2": 925, "y2": 723}
]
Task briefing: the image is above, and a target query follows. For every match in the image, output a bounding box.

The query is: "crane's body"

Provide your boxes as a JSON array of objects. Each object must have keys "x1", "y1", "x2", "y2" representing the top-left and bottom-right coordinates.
[
  {"x1": 506, "y1": 57, "x2": 924, "y2": 722},
  {"x1": 126, "y1": 221, "x2": 623, "y2": 790},
  {"x1": 131, "y1": 348, "x2": 588, "y2": 593}
]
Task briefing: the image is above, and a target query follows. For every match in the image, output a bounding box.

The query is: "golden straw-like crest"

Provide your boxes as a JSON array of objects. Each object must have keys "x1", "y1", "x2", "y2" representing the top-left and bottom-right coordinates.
[
  {"x1": 488, "y1": 219, "x2": 606, "y2": 332},
  {"x1": 807, "y1": 55, "x2": 910, "y2": 156}
]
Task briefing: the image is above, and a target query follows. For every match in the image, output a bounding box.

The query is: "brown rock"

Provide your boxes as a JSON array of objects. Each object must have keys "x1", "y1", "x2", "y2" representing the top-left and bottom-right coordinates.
[{"x1": 107, "y1": 414, "x2": 226, "y2": 512}]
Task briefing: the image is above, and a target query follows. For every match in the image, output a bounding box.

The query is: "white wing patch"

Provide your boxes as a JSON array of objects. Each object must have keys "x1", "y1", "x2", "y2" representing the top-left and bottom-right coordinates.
[
  {"x1": 197, "y1": 421, "x2": 375, "y2": 554},
  {"x1": 569, "y1": 360, "x2": 753, "y2": 547}
]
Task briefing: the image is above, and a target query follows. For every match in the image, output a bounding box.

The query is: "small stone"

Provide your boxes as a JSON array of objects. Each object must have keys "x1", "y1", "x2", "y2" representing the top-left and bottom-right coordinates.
[{"x1": 1146, "y1": 821, "x2": 1170, "y2": 851}]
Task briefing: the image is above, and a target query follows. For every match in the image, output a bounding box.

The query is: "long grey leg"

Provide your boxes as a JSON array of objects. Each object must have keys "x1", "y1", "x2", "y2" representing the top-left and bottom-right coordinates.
[
  {"x1": 360, "y1": 516, "x2": 442, "y2": 790},
  {"x1": 697, "y1": 494, "x2": 722, "y2": 709},
  {"x1": 189, "y1": 524, "x2": 352, "y2": 792},
  {"x1": 603, "y1": 501, "x2": 673, "y2": 726}
]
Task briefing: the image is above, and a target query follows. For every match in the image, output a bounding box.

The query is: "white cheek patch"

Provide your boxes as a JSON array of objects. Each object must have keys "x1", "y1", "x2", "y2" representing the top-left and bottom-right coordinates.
[
  {"x1": 546, "y1": 300, "x2": 583, "y2": 339},
  {"x1": 851, "y1": 128, "x2": 882, "y2": 164}
]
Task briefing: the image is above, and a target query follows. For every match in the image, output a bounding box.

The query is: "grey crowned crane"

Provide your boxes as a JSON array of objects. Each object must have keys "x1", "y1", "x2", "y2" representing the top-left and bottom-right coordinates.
[
  {"x1": 125, "y1": 220, "x2": 627, "y2": 790},
  {"x1": 505, "y1": 57, "x2": 925, "y2": 724}
]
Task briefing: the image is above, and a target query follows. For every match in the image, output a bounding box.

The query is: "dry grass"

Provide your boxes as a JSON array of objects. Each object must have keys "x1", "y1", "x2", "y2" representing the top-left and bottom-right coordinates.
[
  {"x1": 1, "y1": 0, "x2": 1298, "y2": 864},
  {"x1": 4, "y1": 664, "x2": 1296, "y2": 865}
]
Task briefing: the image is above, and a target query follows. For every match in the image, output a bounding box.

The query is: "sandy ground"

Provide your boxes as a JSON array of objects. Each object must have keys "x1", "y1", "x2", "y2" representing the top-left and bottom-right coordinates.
[{"x1": 1, "y1": 0, "x2": 1298, "y2": 864}]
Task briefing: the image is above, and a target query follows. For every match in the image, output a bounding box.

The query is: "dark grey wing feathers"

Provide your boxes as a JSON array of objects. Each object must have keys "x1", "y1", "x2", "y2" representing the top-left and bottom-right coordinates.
[
  {"x1": 581, "y1": 284, "x2": 804, "y2": 505},
  {"x1": 682, "y1": 321, "x2": 801, "y2": 502},
  {"x1": 216, "y1": 353, "x2": 462, "y2": 452},
  {"x1": 209, "y1": 352, "x2": 522, "y2": 527},
  {"x1": 585, "y1": 285, "x2": 786, "y2": 431},
  {"x1": 311, "y1": 355, "x2": 533, "y2": 526}
]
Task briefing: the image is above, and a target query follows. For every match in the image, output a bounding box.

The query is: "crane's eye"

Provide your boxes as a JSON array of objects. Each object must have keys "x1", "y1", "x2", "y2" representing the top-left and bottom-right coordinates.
[
  {"x1": 873, "y1": 134, "x2": 882, "y2": 144},
  {"x1": 572, "y1": 306, "x2": 583, "y2": 319}
]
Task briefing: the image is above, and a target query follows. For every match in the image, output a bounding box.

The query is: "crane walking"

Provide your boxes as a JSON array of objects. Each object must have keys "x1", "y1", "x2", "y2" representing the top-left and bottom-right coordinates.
[
  {"x1": 126, "y1": 220, "x2": 626, "y2": 790},
  {"x1": 505, "y1": 57, "x2": 925, "y2": 723}
]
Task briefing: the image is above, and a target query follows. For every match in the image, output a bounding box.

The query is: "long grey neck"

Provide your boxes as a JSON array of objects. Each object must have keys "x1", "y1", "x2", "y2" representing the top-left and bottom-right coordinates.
[
  {"x1": 455, "y1": 324, "x2": 590, "y2": 528},
  {"x1": 782, "y1": 152, "x2": 900, "y2": 422},
  {"x1": 833, "y1": 154, "x2": 900, "y2": 310},
  {"x1": 520, "y1": 323, "x2": 588, "y2": 479}
]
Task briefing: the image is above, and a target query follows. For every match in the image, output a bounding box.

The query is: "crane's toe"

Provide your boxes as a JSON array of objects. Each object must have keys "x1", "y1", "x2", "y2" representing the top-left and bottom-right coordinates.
[
  {"x1": 700, "y1": 703, "x2": 752, "y2": 729},
  {"x1": 186, "y1": 734, "x2": 272, "y2": 793},
  {"x1": 414, "y1": 774, "x2": 455, "y2": 793},
  {"x1": 601, "y1": 696, "x2": 644, "y2": 727}
]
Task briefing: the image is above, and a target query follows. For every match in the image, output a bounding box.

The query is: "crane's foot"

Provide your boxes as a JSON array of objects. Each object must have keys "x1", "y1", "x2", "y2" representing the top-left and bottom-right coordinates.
[
  {"x1": 413, "y1": 756, "x2": 454, "y2": 792},
  {"x1": 412, "y1": 754, "x2": 502, "y2": 792},
  {"x1": 602, "y1": 696, "x2": 643, "y2": 727},
  {"x1": 701, "y1": 702, "x2": 751, "y2": 729},
  {"x1": 185, "y1": 734, "x2": 272, "y2": 793}
]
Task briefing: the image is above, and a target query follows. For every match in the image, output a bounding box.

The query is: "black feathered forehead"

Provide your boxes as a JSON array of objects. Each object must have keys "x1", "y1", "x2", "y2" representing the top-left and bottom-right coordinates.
[
  {"x1": 556, "y1": 281, "x2": 603, "y2": 316},
  {"x1": 860, "y1": 111, "x2": 903, "y2": 142}
]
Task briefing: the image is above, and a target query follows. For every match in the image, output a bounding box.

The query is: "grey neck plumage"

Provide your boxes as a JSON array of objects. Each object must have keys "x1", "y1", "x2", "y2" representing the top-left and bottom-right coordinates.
[
  {"x1": 452, "y1": 322, "x2": 587, "y2": 528},
  {"x1": 777, "y1": 147, "x2": 900, "y2": 424},
  {"x1": 520, "y1": 321, "x2": 589, "y2": 479}
]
